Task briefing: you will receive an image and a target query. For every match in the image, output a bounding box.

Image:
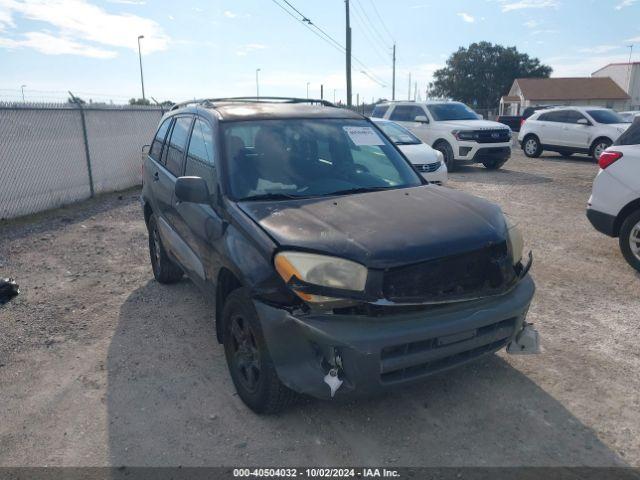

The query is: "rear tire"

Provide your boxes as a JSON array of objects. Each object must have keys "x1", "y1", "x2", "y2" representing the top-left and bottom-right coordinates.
[
  {"x1": 222, "y1": 288, "x2": 298, "y2": 414},
  {"x1": 147, "y1": 213, "x2": 183, "y2": 284},
  {"x1": 556, "y1": 149, "x2": 573, "y2": 158},
  {"x1": 433, "y1": 141, "x2": 456, "y2": 172},
  {"x1": 619, "y1": 209, "x2": 640, "y2": 273},
  {"x1": 522, "y1": 135, "x2": 542, "y2": 158},
  {"x1": 591, "y1": 138, "x2": 612, "y2": 162},
  {"x1": 482, "y1": 158, "x2": 507, "y2": 170}
]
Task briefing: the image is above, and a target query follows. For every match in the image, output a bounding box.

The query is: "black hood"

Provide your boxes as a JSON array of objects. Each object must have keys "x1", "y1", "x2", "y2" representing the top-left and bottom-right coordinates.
[{"x1": 238, "y1": 185, "x2": 508, "y2": 269}]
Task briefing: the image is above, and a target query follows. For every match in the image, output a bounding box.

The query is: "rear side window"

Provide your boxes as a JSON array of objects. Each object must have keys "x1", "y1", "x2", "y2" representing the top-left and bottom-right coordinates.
[
  {"x1": 164, "y1": 116, "x2": 193, "y2": 177},
  {"x1": 185, "y1": 118, "x2": 217, "y2": 193},
  {"x1": 538, "y1": 110, "x2": 566, "y2": 122},
  {"x1": 389, "y1": 105, "x2": 426, "y2": 122},
  {"x1": 615, "y1": 119, "x2": 640, "y2": 146},
  {"x1": 371, "y1": 105, "x2": 389, "y2": 118},
  {"x1": 564, "y1": 110, "x2": 587, "y2": 124},
  {"x1": 149, "y1": 118, "x2": 172, "y2": 162}
]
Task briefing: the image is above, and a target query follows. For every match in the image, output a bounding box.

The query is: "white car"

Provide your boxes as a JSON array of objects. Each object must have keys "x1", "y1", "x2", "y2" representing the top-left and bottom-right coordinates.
[
  {"x1": 371, "y1": 101, "x2": 512, "y2": 171},
  {"x1": 587, "y1": 118, "x2": 640, "y2": 272},
  {"x1": 372, "y1": 118, "x2": 448, "y2": 185},
  {"x1": 518, "y1": 106, "x2": 631, "y2": 162},
  {"x1": 620, "y1": 111, "x2": 640, "y2": 122}
]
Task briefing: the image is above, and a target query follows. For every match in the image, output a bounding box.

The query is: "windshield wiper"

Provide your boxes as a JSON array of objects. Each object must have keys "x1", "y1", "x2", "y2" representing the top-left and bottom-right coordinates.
[
  {"x1": 238, "y1": 192, "x2": 302, "y2": 201},
  {"x1": 325, "y1": 186, "x2": 393, "y2": 196},
  {"x1": 395, "y1": 141, "x2": 420, "y2": 145}
]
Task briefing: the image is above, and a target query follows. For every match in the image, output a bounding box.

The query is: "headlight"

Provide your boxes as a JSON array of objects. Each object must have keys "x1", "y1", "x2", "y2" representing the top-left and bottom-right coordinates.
[
  {"x1": 505, "y1": 216, "x2": 524, "y2": 265},
  {"x1": 435, "y1": 150, "x2": 444, "y2": 165},
  {"x1": 274, "y1": 251, "x2": 368, "y2": 303},
  {"x1": 452, "y1": 130, "x2": 479, "y2": 141}
]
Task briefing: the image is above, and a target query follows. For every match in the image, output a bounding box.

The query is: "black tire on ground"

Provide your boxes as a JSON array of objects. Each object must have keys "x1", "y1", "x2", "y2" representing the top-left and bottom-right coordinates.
[
  {"x1": 619, "y1": 209, "x2": 640, "y2": 273},
  {"x1": 590, "y1": 138, "x2": 612, "y2": 162},
  {"x1": 222, "y1": 288, "x2": 298, "y2": 414},
  {"x1": 433, "y1": 141, "x2": 456, "y2": 172},
  {"x1": 556, "y1": 150, "x2": 573, "y2": 158},
  {"x1": 482, "y1": 158, "x2": 507, "y2": 170},
  {"x1": 522, "y1": 135, "x2": 542, "y2": 158},
  {"x1": 147, "y1": 213, "x2": 183, "y2": 284}
]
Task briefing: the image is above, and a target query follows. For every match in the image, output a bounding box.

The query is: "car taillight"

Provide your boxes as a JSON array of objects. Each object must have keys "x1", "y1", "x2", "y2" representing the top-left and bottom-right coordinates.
[
  {"x1": 520, "y1": 118, "x2": 526, "y2": 127},
  {"x1": 598, "y1": 151, "x2": 623, "y2": 169}
]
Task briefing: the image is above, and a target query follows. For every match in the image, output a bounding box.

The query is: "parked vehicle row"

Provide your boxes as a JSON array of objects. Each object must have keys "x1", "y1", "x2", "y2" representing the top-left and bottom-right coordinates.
[
  {"x1": 372, "y1": 101, "x2": 512, "y2": 171},
  {"x1": 587, "y1": 117, "x2": 640, "y2": 272},
  {"x1": 497, "y1": 105, "x2": 559, "y2": 132},
  {"x1": 518, "y1": 106, "x2": 632, "y2": 162},
  {"x1": 141, "y1": 97, "x2": 536, "y2": 413}
]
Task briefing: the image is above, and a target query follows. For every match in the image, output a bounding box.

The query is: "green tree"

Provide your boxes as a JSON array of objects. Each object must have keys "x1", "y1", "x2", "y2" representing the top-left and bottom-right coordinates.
[
  {"x1": 429, "y1": 42, "x2": 552, "y2": 109},
  {"x1": 129, "y1": 97, "x2": 151, "y2": 105}
]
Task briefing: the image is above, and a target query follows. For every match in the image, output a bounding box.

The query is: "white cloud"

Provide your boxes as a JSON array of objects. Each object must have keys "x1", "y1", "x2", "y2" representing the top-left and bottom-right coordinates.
[
  {"x1": 523, "y1": 20, "x2": 539, "y2": 28},
  {"x1": 235, "y1": 43, "x2": 267, "y2": 56},
  {"x1": 627, "y1": 36, "x2": 640, "y2": 42},
  {"x1": 107, "y1": 0, "x2": 146, "y2": 4},
  {"x1": 578, "y1": 45, "x2": 620, "y2": 54},
  {"x1": 497, "y1": 0, "x2": 558, "y2": 12},
  {"x1": 0, "y1": 31, "x2": 116, "y2": 58},
  {"x1": 615, "y1": 0, "x2": 637, "y2": 9},
  {"x1": 545, "y1": 53, "x2": 631, "y2": 77},
  {"x1": 0, "y1": 0, "x2": 169, "y2": 57},
  {"x1": 224, "y1": 10, "x2": 237, "y2": 18},
  {"x1": 457, "y1": 12, "x2": 475, "y2": 23}
]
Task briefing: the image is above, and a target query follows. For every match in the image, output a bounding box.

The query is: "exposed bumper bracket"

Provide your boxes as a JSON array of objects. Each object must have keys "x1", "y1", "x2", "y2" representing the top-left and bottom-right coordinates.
[{"x1": 507, "y1": 322, "x2": 540, "y2": 355}]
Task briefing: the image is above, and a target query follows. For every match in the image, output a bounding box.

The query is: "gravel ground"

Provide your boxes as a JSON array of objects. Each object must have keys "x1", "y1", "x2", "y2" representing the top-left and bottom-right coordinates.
[{"x1": 0, "y1": 150, "x2": 639, "y2": 467}]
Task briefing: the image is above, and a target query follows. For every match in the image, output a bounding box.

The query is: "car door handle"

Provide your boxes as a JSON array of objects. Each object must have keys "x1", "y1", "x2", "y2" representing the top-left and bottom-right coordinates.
[{"x1": 153, "y1": 171, "x2": 159, "y2": 182}]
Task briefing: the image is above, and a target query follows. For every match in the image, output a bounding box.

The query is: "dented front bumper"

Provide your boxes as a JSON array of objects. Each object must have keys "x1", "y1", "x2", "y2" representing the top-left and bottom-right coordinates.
[{"x1": 255, "y1": 275, "x2": 536, "y2": 400}]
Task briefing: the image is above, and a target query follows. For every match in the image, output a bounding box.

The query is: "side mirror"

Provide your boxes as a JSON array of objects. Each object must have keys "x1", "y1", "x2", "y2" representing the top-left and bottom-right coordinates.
[
  {"x1": 414, "y1": 115, "x2": 429, "y2": 123},
  {"x1": 577, "y1": 118, "x2": 590, "y2": 125},
  {"x1": 175, "y1": 176, "x2": 210, "y2": 204}
]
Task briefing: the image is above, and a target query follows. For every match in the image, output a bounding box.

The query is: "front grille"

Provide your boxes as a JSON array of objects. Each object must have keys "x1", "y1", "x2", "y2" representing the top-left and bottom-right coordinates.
[
  {"x1": 380, "y1": 317, "x2": 517, "y2": 383},
  {"x1": 414, "y1": 162, "x2": 441, "y2": 173},
  {"x1": 382, "y1": 242, "x2": 515, "y2": 303},
  {"x1": 476, "y1": 129, "x2": 511, "y2": 144}
]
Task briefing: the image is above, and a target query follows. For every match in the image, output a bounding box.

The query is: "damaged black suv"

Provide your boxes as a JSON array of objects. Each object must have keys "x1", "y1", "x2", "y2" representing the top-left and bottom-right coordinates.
[{"x1": 141, "y1": 97, "x2": 536, "y2": 413}]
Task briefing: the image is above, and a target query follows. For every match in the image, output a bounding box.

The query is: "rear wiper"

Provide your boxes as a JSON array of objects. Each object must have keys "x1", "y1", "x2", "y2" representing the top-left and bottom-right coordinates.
[
  {"x1": 326, "y1": 186, "x2": 392, "y2": 196},
  {"x1": 238, "y1": 192, "x2": 301, "y2": 201}
]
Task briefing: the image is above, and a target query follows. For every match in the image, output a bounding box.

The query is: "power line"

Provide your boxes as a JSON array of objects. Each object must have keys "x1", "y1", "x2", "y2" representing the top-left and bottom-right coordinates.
[
  {"x1": 270, "y1": 0, "x2": 387, "y2": 87},
  {"x1": 367, "y1": 0, "x2": 395, "y2": 44},
  {"x1": 352, "y1": 0, "x2": 391, "y2": 52},
  {"x1": 349, "y1": 8, "x2": 391, "y2": 64}
]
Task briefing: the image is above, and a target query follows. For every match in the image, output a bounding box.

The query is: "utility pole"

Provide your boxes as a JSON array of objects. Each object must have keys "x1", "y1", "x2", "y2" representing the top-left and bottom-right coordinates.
[
  {"x1": 414, "y1": 81, "x2": 417, "y2": 101},
  {"x1": 256, "y1": 68, "x2": 261, "y2": 98},
  {"x1": 137, "y1": 35, "x2": 146, "y2": 101},
  {"x1": 345, "y1": 0, "x2": 352, "y2": 107},
  {"x1": 392, "y1": 43, "x2": 396, "y2": 101},
  {"x1": 320, "y1": 84, "x2": 324, "y2": 100},
  {"x1": 626, "y1": 45, "x2": 634, "y2": 93},
  {"x1": 357, "y1": 93, "x2": 359, "y2": 112},
  {"x1": 408, "y1": 72, "x2": 411, "y2": 101},
  {"x1": 20, "y1": 84, "x2": 26, "y2": 102},
  {"x1": 333, "y1": 89, "x2": 337, "y2": 103},
  {"x1": 306, "y1": 82, "x2": 310, "y2": 99}
]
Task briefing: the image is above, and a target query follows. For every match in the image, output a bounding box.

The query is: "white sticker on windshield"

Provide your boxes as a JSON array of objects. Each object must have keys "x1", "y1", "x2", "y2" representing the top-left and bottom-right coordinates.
[{"x1": 343, "y1": 126, "x2": 385, "y2": 146}]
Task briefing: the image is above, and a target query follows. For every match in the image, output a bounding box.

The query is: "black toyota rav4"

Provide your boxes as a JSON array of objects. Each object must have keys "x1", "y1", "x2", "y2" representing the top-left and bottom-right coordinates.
[{"x1": 141, "y1": 97, "x2": 537, "y2": 414}]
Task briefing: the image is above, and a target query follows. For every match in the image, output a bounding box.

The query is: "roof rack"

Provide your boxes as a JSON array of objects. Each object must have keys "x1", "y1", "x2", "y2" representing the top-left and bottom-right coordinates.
[{"x1": 170, "y1": 96, "x2": 335, "y2": 111}]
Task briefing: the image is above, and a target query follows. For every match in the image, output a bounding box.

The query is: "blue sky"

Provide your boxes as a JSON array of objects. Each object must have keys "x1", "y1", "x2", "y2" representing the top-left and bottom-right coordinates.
[{"x1": 1, "y1": 0, "x2": 639, "y2": 104}]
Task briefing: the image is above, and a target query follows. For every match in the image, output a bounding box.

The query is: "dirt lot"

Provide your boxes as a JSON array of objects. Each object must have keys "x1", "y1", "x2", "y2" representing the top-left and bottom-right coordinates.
[{"x1": 1, "y1": 149, "x2": 639, "y2": 467}]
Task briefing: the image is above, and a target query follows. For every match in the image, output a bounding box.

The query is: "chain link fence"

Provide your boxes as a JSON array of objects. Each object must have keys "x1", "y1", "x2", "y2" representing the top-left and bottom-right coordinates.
[{"x1": 0, "y1": 103, "x2": 165, "y2": 220}]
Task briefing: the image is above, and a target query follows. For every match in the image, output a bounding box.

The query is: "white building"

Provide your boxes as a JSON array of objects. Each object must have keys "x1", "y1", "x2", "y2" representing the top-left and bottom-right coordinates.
[{"x1": 592, "y1": 62, "x2": 640, "y2": 110}]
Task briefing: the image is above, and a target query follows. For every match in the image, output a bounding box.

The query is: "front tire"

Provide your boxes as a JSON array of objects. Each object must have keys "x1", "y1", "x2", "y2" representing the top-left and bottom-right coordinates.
[
  {"x1": 222, "y1": 288, "x2": 297, "y2": 414},
  {"x1": 619, "y1": 210, "x2": 640, "y2": 273},
  {"x1": 482, "y1": 158, "x2": 507, "y2": 170},
  {"x1": 591, "y1": 138, "x2": 612, "y2": 162},
  {"x1": 522, "y1": 135, "x2": 542, "y2": 158},
  {"x1": 433, "y1": 141, "x2": 456, "y2": 172},
  {"x1": 147, "y1": 213, "x2": 183, "y2": 283}
]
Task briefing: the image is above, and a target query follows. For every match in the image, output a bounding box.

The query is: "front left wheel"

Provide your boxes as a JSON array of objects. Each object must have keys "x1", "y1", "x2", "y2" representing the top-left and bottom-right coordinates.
[
  {"x1": 222, "y1": 288, "x2": 297, "y2": 414},
  {"x1": 619, "y1": 209, "x2": 640, "y2": 273},
  {"x1": 591, "y1": 138, "x2": 611, "y2": 162}
]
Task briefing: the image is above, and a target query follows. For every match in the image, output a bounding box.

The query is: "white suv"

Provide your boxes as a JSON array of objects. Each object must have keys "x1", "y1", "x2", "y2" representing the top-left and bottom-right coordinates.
[
  {"x1": 371, "y1": 101, "x2": 512, "y2": 171},
  {"x1": 587, "y1": 118, "x2": 640, "y2": 272},
  {"x1": 518, "y1": 106, "x2": 631, "y2": 162}
]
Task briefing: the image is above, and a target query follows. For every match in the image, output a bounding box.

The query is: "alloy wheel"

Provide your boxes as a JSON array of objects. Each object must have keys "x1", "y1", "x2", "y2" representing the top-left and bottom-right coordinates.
[
  {"x1": 525, "y1": 139, "x2": 537, "y2": 156},
  {"x1": 630, "y1": 220, "x2": 640, "y2": 262},
  {"x1": 594, "y1": 142, "x2": 608, "y2": 160},
  {"x1": 229, "y1": 314, "x2": 262, "y2": 393}
]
